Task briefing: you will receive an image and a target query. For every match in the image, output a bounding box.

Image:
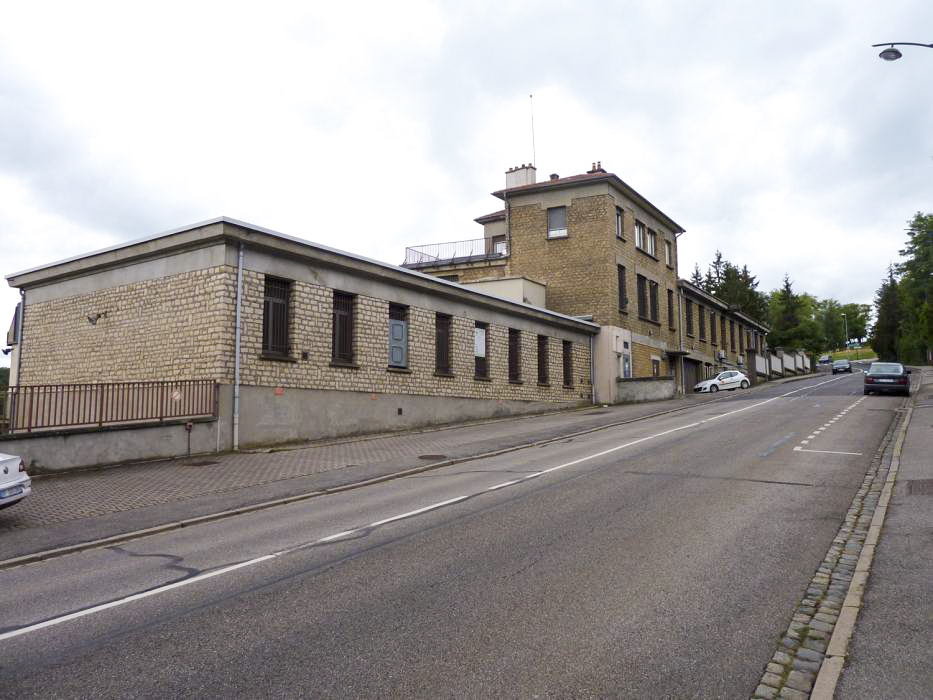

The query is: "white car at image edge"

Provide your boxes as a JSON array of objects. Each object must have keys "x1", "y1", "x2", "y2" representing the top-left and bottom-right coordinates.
[
  {"x1": 0, "y1": 452, "x2": 31, "y2": 509},
  {"x1": 694, "y1": 370, "x2": 750, "y2": 393}
]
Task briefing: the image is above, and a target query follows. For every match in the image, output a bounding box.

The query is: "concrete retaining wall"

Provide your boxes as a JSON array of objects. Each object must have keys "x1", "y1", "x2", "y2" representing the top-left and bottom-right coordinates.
[{"x1": 614, "y1": 377, "x2": 676, "y2": 403}]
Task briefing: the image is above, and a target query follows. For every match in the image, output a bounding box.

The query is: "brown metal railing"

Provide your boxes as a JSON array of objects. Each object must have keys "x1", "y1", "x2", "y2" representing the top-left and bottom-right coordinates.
[
  {"x1": 4, "y1": 380, "x2": 218, "y2": 433},
  {"x1": 403, "y1": 237, "x2": 508, "y2": 267}
]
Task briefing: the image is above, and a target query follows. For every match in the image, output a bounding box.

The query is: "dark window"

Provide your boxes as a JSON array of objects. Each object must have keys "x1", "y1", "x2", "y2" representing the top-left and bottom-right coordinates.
[
  {"x1": 388, "y1": 304, "x2": 408, "y2": 368},
  {"x1": 739, "y1": 326, "x2": 745, "y2": 353},
  {"x1": 438, "y1": 274, "x2": 459, "y2": 282},
  {"x1": 508, "y1": 328, "x2": 521, "y2": 382},
  {"x1": 637, "y1": 275, "x2": 648, "y2": 318},
  {"x1": 435, "y1": 313, "x2": 452, "y2": 374},
  {"x1": 617, "y1": 265, "x2": 628, "y2": 310},
  {"x1": 710, "y1": 312, "x2": 717, "y2": 344},
  {"x1": 263, "y1": 276, "x2": 291, "y2": 357},
  {"x1": 685, "y1": 299, "x2": 694, "y2": 336},
  {"x1": 699, "y1": 306, "x2": 706, "y2": 340},
  {"x1": 667, "y1": 289, "x2": 675, "y2": 329},
  {"x1": 547, "y1": 206, "x2": 567, "y2": 238},
  {"x1": 730, "y1": 320, "x2": 736, "y2": 352},
  {"x1": 474, "y1": 322, "x2": 489, "y2": 378},
  {"x1": 332, "y1": 291, "x2": 355, "y2": 364},
  {"x1": 562, "y1": 341, "x2": 573, "y2": 386},
  {"x1": 615, "y1": 207, "x2": 624, "y2": 239},
  {"x1": 537, "y1": 335, "x2": 549, "y2": 384},
  {"x1": 649, "y1": 281, "x2": 659, "y2": 322},
  {"x1": 721, "y1": 317, "x2": 727, "y2": 350},
  {"x1": 489, "y1": 235, "x2": 507, "y2": 256},
  {"x1": 651, "y1": 359, "x2": 661, "y2": 377}
]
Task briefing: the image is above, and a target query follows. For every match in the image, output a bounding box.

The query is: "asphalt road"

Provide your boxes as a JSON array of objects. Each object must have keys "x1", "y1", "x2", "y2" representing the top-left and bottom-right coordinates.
[{"x1": 0, "y1": 370, "x2": 904, "y2": 698}]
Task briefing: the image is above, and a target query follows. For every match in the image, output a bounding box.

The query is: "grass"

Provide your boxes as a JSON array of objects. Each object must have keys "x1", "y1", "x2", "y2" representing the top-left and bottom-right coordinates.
[{"x1": 822, "y1": 346, "x2": 876, "y2": 361}]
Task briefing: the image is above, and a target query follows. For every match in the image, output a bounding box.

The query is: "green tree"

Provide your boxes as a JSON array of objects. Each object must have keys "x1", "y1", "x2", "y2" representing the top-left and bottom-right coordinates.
[
  {"x1": 840, "y1": 303, "x2": 870, "y2": 344},
  {"x1": 895, "y1": 212, "x2": 932, "y2": 363},
  {"x1": 817, "y1": 299, "x2": 845, "y2": 350},
  {"x1": 767, "y1": 275, "x2": 823, "y2": 353},
  {"x1": 870, "y1": 269, "x2": 902, "y2": 362},
  {"x1": 690, "y1": 263, "x2": 704, "y2": 287}
]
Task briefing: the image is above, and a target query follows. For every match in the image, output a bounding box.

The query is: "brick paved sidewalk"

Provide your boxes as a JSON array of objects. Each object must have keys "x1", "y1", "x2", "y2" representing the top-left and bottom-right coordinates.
[{"x1": 0, "y1": 376, "x2": 802, "y2": 564}]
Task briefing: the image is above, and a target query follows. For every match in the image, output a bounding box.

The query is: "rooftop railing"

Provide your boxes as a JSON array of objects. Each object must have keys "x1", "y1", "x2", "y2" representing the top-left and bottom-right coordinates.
[{"x1": 403, "y1": 237, "x2": 508, "y2": 267}]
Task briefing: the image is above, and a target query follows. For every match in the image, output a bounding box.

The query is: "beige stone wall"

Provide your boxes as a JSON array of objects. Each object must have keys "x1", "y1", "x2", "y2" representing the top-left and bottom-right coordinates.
[
  {"x1": 237, "y1": 270, "x2": 591, "y2": 404},
  {"x1": 19, "y1": 266, "x2": 236, "y2": 385}
]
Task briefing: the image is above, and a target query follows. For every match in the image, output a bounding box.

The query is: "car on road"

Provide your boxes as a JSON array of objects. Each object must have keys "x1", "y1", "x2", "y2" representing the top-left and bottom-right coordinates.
[
  {"x1": 817, "y1": 355, "x2": 832, "y2": 366},
  {"x1": 694, "y1": 370, "x2": 750, "y2": 393},
  {"x1": 864, "y1": 362, "x2": 911, "y2": 396},
  {"x1": 832, "y1": 359, "x2": 852, "y2": 374},
  {"x1": 0, "y1": 452, "x2": 31, "y2": 509}
]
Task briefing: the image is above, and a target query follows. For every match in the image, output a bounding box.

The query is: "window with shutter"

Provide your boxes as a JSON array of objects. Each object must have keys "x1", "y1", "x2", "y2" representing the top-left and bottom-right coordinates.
[
  {"x1": 435, "y1": 313, "x2": 452, "y2": 374},
  {"x1": 537, "y1": 335, "x2": 549, "y2": 384},
  {"x1": 508, "y1": 328, "x2": 521, "y2": 382},
  {"x1": 332, "y1": 292, "x2": 355, "y2": 364},
  {"x1": 263, "y1": 276, "x2": 291, "y2": 357},
  {"x1": 388, "y1": 304, "x2": 408, "y2": 368}
]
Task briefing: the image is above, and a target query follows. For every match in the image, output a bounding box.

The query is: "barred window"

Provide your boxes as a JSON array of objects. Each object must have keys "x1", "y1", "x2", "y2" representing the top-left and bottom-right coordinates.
[
  {"x1": 685, "y1": 299, "x2": 694, "y2": 336},
  {"x1": 332, "y1": 291, "x2": 355, "y2": 364},
  {"x1": 739, "y1": 326, "x2": 745, "y2": 353},
  {"x1": 699, "y1": 306, "x2": 706, "y2": 340},
  {"x1": 435, "y1": 313, "x2": 452, "y2": 374},
  {"x1": 537, "y1": 335, "x2": 549, "y2": 384},
  {"x1": 649, "y1": 280, "x2": 659, "y2": 322},
  {"x1": 508, "y1": 328, "x2": 521, "y2": 382},
  {"x1": 667, "y1": 289, "x2": 675, "y2": 329},
  {"x1": 262, "y1": 276, "x2": 291, "y2": 357},
  {"x1": 710, "y1": 311, "x2": 717, "y2": 344},
  {"x1": 562, "y1": 341, "x2": 573, "y2": 387},
  {"x1": 637, "y1": 275, "x2": 648, "y2": 318},
  {"x1": 730, "y1": 320, "x2": 736, "y2": 352},
  {"x1": 617, "y1": 265, "x2": 628, "y2": 310}
]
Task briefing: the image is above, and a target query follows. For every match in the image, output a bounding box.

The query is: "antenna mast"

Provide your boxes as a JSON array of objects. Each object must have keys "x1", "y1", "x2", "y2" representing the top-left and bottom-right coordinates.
[{"x1": 530, "y1": 94, "x2": 536, "y2": 167}]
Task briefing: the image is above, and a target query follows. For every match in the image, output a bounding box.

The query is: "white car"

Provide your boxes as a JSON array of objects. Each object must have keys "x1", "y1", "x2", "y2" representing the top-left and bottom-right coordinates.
[
  {"x1": 0, "y1": 452, "x2": 31, "y2": 509},
  {"x1": 694, "y1": 370, "x2": 750, "y2": 393}
]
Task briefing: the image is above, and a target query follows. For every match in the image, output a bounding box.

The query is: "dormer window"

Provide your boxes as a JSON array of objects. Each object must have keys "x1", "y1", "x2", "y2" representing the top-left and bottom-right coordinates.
[{"x1": 547, "y1": 206, "x2": 567, "y2": 238}]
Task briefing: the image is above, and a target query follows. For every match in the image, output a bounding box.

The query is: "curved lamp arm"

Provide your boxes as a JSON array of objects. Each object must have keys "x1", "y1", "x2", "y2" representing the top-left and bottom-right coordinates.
[{"x1": 871, "y1": 42, "x2": 933, "y2": 61}]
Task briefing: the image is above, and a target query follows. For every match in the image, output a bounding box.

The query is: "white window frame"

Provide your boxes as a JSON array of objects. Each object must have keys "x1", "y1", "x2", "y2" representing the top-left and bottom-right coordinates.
[
  {"x1": 615, "y1": 207, "x2": 624, "y2": 239},
  {"x1": 635, "y1": 220, "x2": 645, "y2": 249},
  {"x1": 547, "y1": 206, "x2": 568, "y2": 239},
  {"x1": 664, "y1": 240, "x2": 672, "y2": 266}
]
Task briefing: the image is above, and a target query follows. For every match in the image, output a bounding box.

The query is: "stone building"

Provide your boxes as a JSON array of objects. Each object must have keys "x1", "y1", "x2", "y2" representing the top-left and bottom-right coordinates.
[
  {"x1": 4, "y1": 217, "x2": 597, "y2": 462},
  {"x1": 403, "y1": 162, "x2": 770, "y2": 400}
]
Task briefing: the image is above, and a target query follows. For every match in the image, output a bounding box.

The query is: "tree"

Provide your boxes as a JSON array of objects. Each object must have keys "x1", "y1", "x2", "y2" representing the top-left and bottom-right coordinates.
[
  {"x1": 840, "y1": 303, "x2": 870, "y2": 344},
  {"x1": 870, "y1": 269, "x2": 902, "y2": 362},
  {"x1": 767, "y1": 275, "x2": 824, "y2": 353},
  {"x1": 817, "y1": 299, "x2": 845, "y2": 350},
  {"x1": 895, "y1": 212, "x2": 932, "y2": 363},
  {"x1": 690, "y1": 263, "x2": 704, "y2": 287}
]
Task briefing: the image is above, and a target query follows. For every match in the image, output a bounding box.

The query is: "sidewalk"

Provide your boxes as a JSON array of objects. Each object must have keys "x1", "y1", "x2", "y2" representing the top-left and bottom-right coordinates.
[
  {"x1": 834, "y1": 365, "x2": 933, "y2": 697},
  {"x1": 0, "y1": 385, "x2": 752, "y2": 566}
]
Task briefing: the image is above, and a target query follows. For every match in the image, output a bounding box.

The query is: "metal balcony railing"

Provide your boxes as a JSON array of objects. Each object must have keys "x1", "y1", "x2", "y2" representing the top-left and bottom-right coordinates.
[
  {"x1": 403, "y1": 237, "x2": 508, "y2": 267},
  {"x1": 3, "y1": 379, "x2": 218, "y2": 434}
]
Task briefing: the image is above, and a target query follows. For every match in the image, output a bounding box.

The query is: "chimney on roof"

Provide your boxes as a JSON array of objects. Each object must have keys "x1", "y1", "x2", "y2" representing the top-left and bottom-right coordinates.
[
  {"x1": 505, "y1": 163, "x2": 537, "y2": 188},
  {"x1": 549, "y1": 173, "x2": 559, "y2": 180},
  {"x1": 587, "y1": 161, "x2": 606, "y2": 174}
]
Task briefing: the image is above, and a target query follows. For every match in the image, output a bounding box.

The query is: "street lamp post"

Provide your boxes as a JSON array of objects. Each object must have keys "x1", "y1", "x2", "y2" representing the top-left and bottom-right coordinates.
[
  {"x1": 872, "y1": 42, "x2": 933, "y2": 61},
  {"x1": 841, "y1": 313, "x2": 848, "y2": 349}
]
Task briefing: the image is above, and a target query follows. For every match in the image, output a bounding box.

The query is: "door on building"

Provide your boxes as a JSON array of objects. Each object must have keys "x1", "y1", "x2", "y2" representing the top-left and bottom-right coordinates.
[{"x1": 683, "y1": 359, "x2": 700, "y2": 390}]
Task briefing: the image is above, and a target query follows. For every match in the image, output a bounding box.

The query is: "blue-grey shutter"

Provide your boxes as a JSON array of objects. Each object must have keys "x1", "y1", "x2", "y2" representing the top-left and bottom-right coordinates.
[{"x1": 389, "y1": 319, "x2": 407, "y2": 367}]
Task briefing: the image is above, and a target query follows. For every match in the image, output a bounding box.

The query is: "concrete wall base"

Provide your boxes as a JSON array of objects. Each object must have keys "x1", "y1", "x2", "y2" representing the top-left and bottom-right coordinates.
[{"x1": 614, "y1": 377, "x2": 676, "y2": 403}]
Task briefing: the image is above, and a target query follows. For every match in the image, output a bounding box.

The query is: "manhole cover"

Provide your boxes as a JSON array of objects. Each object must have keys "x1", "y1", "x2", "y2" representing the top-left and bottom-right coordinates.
[
  {"x1": 907, "y1": 479, "x2": 933, "y2": 496},
  {"x1": 418, "y1": 454, "x2": 447, "y2": 461},
  {"x1": 187, "y1": 460, "x2": 218, "y2": 467}
]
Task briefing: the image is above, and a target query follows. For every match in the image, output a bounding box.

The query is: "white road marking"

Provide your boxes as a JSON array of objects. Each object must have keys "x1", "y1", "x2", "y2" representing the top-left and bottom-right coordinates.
[
  {"x1": 0, "y1": 373, "x2": 851, "y2": 641},
  {"x1": 796, "y1": 449, "x2": 863, "y2": 456}
]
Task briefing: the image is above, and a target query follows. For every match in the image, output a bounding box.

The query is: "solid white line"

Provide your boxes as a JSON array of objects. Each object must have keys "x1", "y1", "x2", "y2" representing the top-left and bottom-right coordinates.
[
  {"x1": 796, "y1": 449, "x2": 863, "y2": 456},
  {"x1": 2, "y1": 373, "x2": 848, "y2": 642}
]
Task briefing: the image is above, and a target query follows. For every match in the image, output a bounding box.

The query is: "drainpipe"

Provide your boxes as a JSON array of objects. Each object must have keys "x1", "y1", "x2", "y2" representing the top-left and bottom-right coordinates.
[
  {"x1": 233, "y1": 243, "x2": 244, "y2": 451},
  {"x1": 677, "y1": 288, "x2": 685, "y2": 395},
  {"x1": 14, "y1": 289, "x2": 24, "y2": 386},
  {"x1": 589, "y1": 333, "x2": 596, "y2": 405}
]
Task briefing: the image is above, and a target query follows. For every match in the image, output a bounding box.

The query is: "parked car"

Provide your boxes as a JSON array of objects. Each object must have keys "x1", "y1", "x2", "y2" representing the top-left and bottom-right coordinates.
[
  {"x1": 694, "y1": 370, "x2": 750, "y2": 393},
  {"x1": 864, "y1": 362, "x2": 911, "y2": 396},
  {"x1": 832, "y1": 359, "x2": 852, "y2": 374},
  {"x1": 817, "y1": 355, "x2": 832, "y2": 366},
  {"x1": 0, "y1": 453, "x2": 31, "y2": 510}
]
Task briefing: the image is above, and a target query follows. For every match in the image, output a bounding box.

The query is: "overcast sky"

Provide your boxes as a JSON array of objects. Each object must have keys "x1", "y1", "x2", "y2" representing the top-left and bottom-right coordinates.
[{"x1": 2, "y1": 1, "x2": 931, "y2": 367}]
